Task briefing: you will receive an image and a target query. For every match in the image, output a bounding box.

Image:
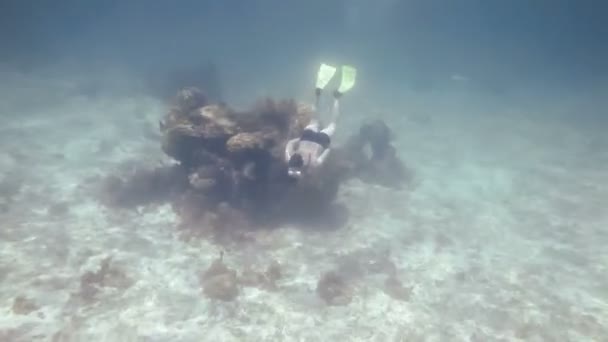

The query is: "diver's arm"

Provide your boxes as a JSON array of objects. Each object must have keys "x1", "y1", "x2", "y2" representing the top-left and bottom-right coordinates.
[
  {"x1": 317, "y1": 98, "x2": 340, "y2": 138},
  {"x1": 315, "y1": 148, "x2": 331, "y2": 167},
  {"x1": 285, "y1": 138, "x2": 298, "y2": 161}
]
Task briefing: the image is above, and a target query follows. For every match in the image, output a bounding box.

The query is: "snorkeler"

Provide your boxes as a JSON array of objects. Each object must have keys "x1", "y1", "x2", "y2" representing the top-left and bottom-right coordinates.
[{"x1": 285, "y1": 64, "x2": 357, "y2": 179}]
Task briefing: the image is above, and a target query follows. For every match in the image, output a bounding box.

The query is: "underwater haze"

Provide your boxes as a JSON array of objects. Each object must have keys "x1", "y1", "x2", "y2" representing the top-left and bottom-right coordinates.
[{"x1": 1, "y1": 1, "x2": 607, "y2": 341}]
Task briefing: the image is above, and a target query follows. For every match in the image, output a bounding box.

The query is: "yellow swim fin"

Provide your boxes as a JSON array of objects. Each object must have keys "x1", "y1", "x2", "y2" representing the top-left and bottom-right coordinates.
[
  {"x1": 337, "y1": 65, "x2": 357, "y2": 94},
  {"x1": 316, "y1": 63, "x2": 337, "y2": 90}
]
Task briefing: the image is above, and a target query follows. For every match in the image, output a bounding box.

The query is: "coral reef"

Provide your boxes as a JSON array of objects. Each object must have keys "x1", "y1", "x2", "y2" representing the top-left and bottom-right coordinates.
[
  {"x1": 316, "y1": 271, "x2": 353, "y2": 306},
  {"x1": 11, "y1": 296, "x2": 39, "y2": 315},
  {"x1": 331, "y1": 247, "x2": 414, "y2": 303},
  {"x1": 336, "y1": 119, "x2": 411, "y2": 189},
  {"x1": 96, "y1": 86, "x2": 410, "y2": 239},
  {"x1": 200, "y1": 253, "x2": 283, "y2": 301},
  {"x1": 77, "y1": 257, "x2": 133, "y2": 302},
  {"x1": 383, "y1": 275, "x2": 412, "y2": 301},
  {"x1": 335, "y1": 248, "x2": 398, "y2": 279},
  {"x1": 200, "y1": 253, "x2": 240, "y2": 301},
  {"x1": 238, "y1": 259, "x2": 283, "y2": 291}
]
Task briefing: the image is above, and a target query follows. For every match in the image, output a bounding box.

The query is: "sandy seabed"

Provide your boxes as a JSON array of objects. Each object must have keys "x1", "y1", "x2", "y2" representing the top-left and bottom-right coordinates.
[{"x1": 0, "y1": 72, "x2": 607, "y2": 341}]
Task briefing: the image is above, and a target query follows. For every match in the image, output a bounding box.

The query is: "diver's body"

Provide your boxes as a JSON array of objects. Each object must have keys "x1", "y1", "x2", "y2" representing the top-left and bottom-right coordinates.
[
  {"x1": 285, "y1": 64, "x2": 355, "y2": 179},
  {"x1": 285, "y1": 96, "x2": 339, "y2": 178}
]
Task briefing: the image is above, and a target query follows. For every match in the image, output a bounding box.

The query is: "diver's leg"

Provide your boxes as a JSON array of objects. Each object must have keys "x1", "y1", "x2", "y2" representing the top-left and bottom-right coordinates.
[
  {"x1": 305, "y1": 119, "x2": 320, "y2": 132},
  {"x1": 330, "y1": 96, "x2": 340, "y2": 122},
  {"x1": 314, "y1": 87, "x2": 322, "y2": 112},
  {"x1": 320, "y1": 122, "x2": 335, "y2": 137},
  {"x1": 320, "y1": 97, "x2": 340, "y2": 137}
]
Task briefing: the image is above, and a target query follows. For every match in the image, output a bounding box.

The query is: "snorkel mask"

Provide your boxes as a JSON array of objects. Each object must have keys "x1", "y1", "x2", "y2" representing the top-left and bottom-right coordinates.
[
  {"x1": 287, "y1": 153, "x2": 305, "y2": 179},
  {"x1": 287, "y1": 167, "x2": 303, "y2": 178}
]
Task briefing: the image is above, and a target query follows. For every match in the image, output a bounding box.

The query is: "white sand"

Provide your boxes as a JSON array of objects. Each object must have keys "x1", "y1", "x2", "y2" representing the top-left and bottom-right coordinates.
[{"x1": 1, "y1": 72, "x2": 607, "y2": 341}]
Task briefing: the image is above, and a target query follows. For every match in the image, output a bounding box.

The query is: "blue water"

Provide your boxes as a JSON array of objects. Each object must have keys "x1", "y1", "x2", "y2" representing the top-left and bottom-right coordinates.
[{"x1": 0, "y1": 1, "x2": 607, "y2": 340}]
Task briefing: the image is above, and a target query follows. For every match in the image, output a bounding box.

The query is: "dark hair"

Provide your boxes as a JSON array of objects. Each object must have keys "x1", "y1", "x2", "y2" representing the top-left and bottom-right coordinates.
[{"x1": 288, "y1": 153, "x2": 304, "y2": 168}]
